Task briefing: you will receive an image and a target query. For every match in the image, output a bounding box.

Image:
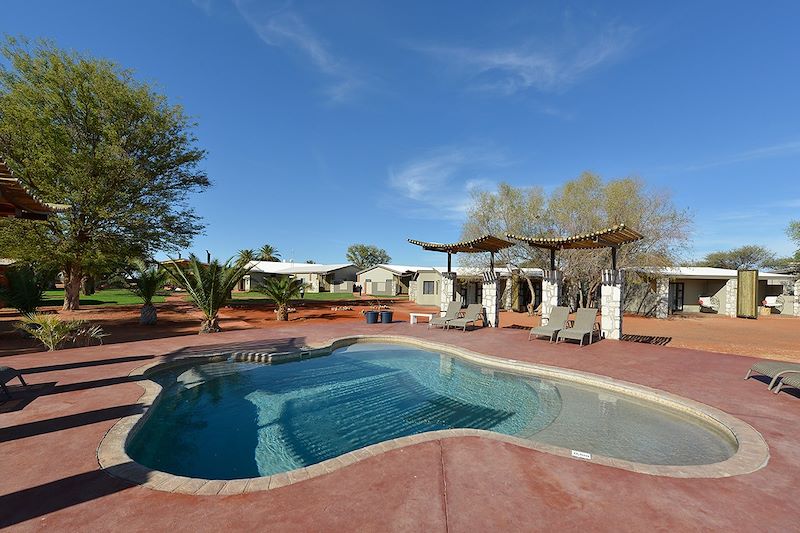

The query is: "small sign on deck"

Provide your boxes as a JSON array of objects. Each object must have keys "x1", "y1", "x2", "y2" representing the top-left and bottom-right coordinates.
[{"x1": 571, "y1": 450, "x2": 592, "y2": 460}]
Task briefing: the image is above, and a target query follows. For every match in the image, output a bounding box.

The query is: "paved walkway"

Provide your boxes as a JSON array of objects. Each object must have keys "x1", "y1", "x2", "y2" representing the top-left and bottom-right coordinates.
[{"x1": 1, "y1": 322, "x2": 798, "y2": 531}]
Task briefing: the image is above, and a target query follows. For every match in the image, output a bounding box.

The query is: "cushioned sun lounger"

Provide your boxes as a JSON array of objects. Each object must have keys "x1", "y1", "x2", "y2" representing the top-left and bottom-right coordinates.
[
  {"x1": 556, "y1": 308, "x2": 600, "y2": 346},
  {"x1": 0, "y1": 366, "x2": 28, "y2": 399},
  {"x1": 445, "y1": 303, "x2": 484, "y2": 331},
  {"x1": 528, "y1": 306, "x2": 570, "y2": 342},
  {"x1": 429, "y1": 301, "x2": 462, "y2": 329},
  {"x1": 744, "y1": 360, "x2": 800, "y2": 390},
  {"x1": 773, "y1": 372, "x2": 800, "y2": 395}
]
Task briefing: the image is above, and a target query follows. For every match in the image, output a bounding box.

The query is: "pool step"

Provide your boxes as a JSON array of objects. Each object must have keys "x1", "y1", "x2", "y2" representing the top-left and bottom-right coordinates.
[{"x1": 230, "y1": 349, "x2": 320, "y2": 364}]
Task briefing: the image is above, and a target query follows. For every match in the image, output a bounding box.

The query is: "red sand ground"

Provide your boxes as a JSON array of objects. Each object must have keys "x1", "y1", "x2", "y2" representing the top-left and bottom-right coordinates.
[
  {"x1": 0, "y1": 321, "x2": 798, "y2": 531},
  {"x1": 3, "y1": 297, "x2": 798, "y2": 361}
]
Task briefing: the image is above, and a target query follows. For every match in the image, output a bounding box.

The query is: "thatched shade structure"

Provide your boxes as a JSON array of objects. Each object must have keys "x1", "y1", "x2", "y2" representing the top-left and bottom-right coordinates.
[{"x1": 0, "y1": 159, "x2": 67, "y2": 220}]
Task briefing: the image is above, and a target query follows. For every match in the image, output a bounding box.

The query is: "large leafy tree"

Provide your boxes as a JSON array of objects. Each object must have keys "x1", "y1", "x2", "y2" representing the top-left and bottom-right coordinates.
[
  {"x1": 346, "y1": 244, "x2": 391, "y2": 270},
  {"x1": 788, "y1": 220, "x2": 800, "y2": 260},
  {"x1": 461, "y1": 173, "x2": 691, "y2": 308},
  {"x1": 698, "y1": 245, "x2": 777, "y2": 270},
  {"x1": 0, "y1": 38, "x2": 209, "y2": 310}
]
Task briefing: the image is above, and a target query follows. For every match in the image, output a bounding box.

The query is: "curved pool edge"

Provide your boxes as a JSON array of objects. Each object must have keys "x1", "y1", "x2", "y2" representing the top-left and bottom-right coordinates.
[{"x1": 97, "y1": 335, "x2": 770, "y2": 495}]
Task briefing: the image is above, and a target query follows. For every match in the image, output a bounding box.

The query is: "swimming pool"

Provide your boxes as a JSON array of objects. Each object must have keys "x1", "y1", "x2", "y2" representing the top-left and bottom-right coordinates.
[{"x1": 126, "y1": 341, "x2": 740, "y2": 480}]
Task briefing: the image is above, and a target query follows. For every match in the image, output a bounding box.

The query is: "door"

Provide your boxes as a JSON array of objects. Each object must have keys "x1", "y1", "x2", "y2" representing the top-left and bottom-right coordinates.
[{"x1": 670, "y1": 282, "x2": 684, "y2": 312}]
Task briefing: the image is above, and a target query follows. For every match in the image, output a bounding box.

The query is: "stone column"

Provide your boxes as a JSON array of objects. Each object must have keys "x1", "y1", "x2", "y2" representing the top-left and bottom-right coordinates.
[
  {"x1": 541, "y1": 270, "x2": 562, "y2": 325},
  {"x1": 724, "y1": 278, "x2": 738, "y2": 317},
  {"x1": 794, "y1": 279, "x2": 800, "y2": 317},
  {"x1": 503, "y1": 277, "x2": 514, "y2": 310},
  {"x1": 655, "y1": 277, "x2": 669, "y2": 319},
  {"x1": 440, "y1": 273, "x2": 455, "y2": 313},
  {"x1": 600, "y1": 269, "x2": 624, "y2": 340},
  {"x1": 481, "y1": 272, "x2": 500, "y2": 328},
  {"x1": 408, "y1": 280, "x2": 417, "y2": 302}
]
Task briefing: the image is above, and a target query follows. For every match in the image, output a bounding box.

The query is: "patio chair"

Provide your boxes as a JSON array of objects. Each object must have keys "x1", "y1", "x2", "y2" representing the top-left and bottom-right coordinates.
[
  {"x1": 445, "y1": 303, "x2": 485, "y2": 331},
  {"x1": 556, "y1": 308, "x2": 600, "y2": 346},
  {"x1": 773, "y1": 372, "x2": 800, "y2": 395},
  {"x1": 429, "y1": 301, "x2": 462, "y2": 329},
  {"x1": 0, "y1": 366, "x2": 28, "y2": 399},
  {"x1": 528, "y1": 306, "x2": 570, "y2": 342},
  {"x1": 744, "y1": 360, "x2": 800, "y2": 390},
  {"x1": 699, "y1": 296, "x2": 719, "y2": 313}
]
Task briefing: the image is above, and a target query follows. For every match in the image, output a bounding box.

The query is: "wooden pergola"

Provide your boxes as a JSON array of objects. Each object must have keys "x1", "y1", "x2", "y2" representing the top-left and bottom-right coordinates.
[
  {"x1": 408, "y1": 235, "x2": 514, "y2": 300},
  {"x1": 507, "y1": 224, "x2": 643, "y2": 270},
  {"x1": 0, "y1": 159, "x2": 67, "y2": 220}
]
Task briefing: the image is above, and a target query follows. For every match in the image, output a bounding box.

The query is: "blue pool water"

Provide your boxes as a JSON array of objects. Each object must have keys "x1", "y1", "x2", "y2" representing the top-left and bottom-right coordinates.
[{"x1": 127, "y1": 343, "x2": 737, "y2": 479}]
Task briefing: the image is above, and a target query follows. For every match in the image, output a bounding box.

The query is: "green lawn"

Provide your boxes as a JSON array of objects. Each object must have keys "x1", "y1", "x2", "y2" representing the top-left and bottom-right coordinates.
[
  {"x1": 230, "y1": 291, "x2": 359, "y2": 302},
  {"x1": 40, "y1": 289, "x2": 167, "y2": 307}
]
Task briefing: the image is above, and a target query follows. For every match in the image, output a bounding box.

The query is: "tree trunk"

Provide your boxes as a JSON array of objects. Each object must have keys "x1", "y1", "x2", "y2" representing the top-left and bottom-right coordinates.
[
  {"x1": 199, "y1": 316, "x2": 221, "y2": 334},
  {"x1": 140, "y1": 304, "x2": 157, "y2": 325},
  {"x1": 63, "y1": 265, "x2": 82, "y2": 311},
  {"x1": 82, "y1": 275, "x2": 96, "y2": 295},
  {"x1": 276, "y1": 304, "x2": 288, "y2": 321}
]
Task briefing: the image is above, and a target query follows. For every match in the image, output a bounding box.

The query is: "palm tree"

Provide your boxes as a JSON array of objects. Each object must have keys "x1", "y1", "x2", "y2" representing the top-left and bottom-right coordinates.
[
  {"x1": 259, "y1": 244, "x2": 281, "y2": 262},
  {"x1": 128, "y1": 260, "x2": 168, "y2": 325},
  {"x1": 237, "y1": 249, "x2": 257, "y2": 263},
  {"x1": 259, "y1": 276, "x2": 305, "y2": 321},
  {"x1": 163, "y1": 254, "x2": 252, "y2": 333}
]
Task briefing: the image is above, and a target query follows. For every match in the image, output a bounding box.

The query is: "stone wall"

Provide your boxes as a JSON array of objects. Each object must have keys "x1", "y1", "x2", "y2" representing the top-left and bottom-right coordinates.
[
  {"x1": 481, "y1": 278, "x2": 500, "y2": 328},
  {"x1": 600, "y1": 269, "x2": 624, "y2": 340},
  {"x1": 655, "y1": 277, "x2": 669, "y2": 319},
  {"x1": 724, "y1": 278, "x2": 738, "y2": 317},
  {"x1": 541, "y1": 270, "x2": 562, "y2": 325}
]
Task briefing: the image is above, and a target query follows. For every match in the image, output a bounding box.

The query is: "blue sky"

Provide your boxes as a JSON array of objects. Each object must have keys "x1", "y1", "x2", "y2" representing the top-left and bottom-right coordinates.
[{"x1": 4, "y1": 1, "x2": 799, "y2": 265}]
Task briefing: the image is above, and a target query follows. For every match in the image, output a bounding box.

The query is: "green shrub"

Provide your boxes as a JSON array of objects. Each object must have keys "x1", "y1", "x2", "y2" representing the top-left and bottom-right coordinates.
[
  {"x1": 15, "y1": 313, "x2": 107, "y2": 351},
  {"x1": 0, "y1": 264, "x2": 52, "y2": 314}
]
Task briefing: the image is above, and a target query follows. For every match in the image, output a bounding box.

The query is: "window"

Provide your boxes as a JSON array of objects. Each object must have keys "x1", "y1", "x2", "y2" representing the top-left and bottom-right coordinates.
[{"x1": 423, "y1": 281, "x2": 436, "y2": 294}]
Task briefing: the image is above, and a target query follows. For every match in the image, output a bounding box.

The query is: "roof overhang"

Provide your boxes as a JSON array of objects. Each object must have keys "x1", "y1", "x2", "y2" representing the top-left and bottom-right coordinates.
[
  {"x1": 408, "y1": 234, "x2": 514, "y2": 254},
  {"x1": 508, "y1": 224, "x2": 643, "y2": 250},
  {"x1": 0, "y1": 159, "x2": 69, "y2": 219}
]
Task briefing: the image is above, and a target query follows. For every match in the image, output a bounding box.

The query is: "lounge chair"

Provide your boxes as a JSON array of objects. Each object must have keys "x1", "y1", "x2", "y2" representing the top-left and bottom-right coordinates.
[
  {"x1": 0, "y1": 366, "x2": 28, "y2": 399},
  {"x1": 773, "y1": 372, "x2": 800, "y2": 395},
  {"x1": 556, "y1": 308, "x2": 600, "y2": 346},
  {"x1": 445, "y1": 303, "x2": 484, "y2": 331},
  {"x1": 429, "y1": 301, "x2": 462, "y2": 329},
  {"x1": 528, "y1": 306, "x2": 570, "y2": 342},
  {"x1": 699, "y1": 296, "x2": 719, "y2": 313},
  {"x1": 744, "y1": 360, "x2": 800, "y2": 390}
]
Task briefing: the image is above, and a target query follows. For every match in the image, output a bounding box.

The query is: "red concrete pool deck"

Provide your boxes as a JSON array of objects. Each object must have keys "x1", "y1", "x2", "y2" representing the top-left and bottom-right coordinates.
[{"x1": 1, "y1": 321, "x2": 798, "y2": 531}]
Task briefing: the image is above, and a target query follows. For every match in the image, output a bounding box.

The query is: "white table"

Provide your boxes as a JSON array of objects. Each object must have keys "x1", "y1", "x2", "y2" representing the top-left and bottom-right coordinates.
[{"x1": 409, "y1": 312, "x2": 435, "y2": 324}]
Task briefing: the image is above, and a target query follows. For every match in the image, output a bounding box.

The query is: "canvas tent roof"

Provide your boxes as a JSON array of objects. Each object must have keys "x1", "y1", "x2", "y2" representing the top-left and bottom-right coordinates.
[
  {"x1": 630, "y1": 266, "x2": 796, "y2": 281},
  {"x1": 248, "y1": 261, "x2": 354, "y2": 275}
]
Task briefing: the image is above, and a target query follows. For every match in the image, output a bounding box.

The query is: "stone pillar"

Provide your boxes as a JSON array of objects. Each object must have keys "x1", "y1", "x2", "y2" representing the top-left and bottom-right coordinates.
[
  {"x1": 724, "y1": 278, "x2": 738, "y2": 317},
  {"x1": 440, "y1": 273, "x2": 455, "y2": 313},
  {"x1": 794, "y1": 279, "x2": 800, "y2": 317},
  {"x1": 481, "y1": 272, "x2": 500, "y2": 328},
  {"x1": 655, "y1": 277, "x2": 669, "y2": 319},
  {"x1": 541, "y1": 270, "x2": 562, "y2": 325},
  {"x1": 408, "y1": 280, "x2": 417, "y2": 302},
  {"x1": 600, "y1": 269, "x2": 624, "y2": 340},
  {"x1": 503, "y1": 278, "x2": 514, "y2": 310}
]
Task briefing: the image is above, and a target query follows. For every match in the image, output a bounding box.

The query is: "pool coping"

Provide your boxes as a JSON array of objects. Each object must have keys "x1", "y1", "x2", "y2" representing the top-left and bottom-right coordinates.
[{"x1": 96, "y1": 335, "x2": 770, "y2": 495}]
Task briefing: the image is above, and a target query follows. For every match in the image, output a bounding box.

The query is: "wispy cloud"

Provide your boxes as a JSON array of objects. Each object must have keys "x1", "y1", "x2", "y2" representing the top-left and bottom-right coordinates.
[
  {"x1": 415, "y1": 22, "x2": 636, "y2": 94},
  {"x1": 387, "y1": 147, "x2": 508, "y2": 221},
  {"x1": 230, "y1": 0, "x2": 361, "y2": 102},
  {"x1": 684, "y1": 140, "x2": 800, "y2": 171}
]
